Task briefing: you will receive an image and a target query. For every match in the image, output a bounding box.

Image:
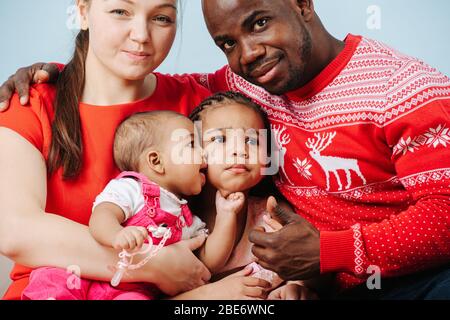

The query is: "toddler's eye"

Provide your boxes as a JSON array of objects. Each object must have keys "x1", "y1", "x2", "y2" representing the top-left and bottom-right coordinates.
[{"x1": 246, "y1": 137, "x2": 259, "y2": 146}]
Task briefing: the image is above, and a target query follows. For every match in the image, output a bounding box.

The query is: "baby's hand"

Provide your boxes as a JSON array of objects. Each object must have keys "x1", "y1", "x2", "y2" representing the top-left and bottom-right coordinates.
[
  {"x1": 216, "y1": 191, "x2": 245, "y2": 216},
  {"x1": 113, "y1": 226, "x2": 148, "y2": 251}
]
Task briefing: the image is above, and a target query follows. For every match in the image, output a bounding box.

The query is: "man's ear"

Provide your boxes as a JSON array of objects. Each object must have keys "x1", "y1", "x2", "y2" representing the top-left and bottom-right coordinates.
[
  {"x1": 294, "y1": 0, "x2": 315, "y2": 22},
  {"x1": 77, "y1": 0, "x2": 90, "y2": 30},
  {"x1": 146, "y1": 151, "x2": 165, "y2": 174}
]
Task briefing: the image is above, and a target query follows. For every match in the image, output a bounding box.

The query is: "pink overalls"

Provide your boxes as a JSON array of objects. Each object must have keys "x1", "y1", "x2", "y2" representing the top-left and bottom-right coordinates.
[{"x1": 22, "y1": 172, "x2": 196, "y2": 300}]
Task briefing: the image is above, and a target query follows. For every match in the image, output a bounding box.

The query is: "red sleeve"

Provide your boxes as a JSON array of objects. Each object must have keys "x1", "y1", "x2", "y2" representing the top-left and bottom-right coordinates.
[
  {"x1": 0, "y1": 88, "x2": 46, "y2": 152},
  {"x1": 189, "y1": 65, "x2": 231, "y2": 94},
  {"x1": 320, "y1": 60, "x2": 450, "y2": 278}
]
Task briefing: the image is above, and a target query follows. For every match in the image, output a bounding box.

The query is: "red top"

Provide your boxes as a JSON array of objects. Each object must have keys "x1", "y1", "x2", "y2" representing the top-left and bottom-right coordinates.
[
  {"x1": 193, "y1": 34, "x2": 450, "y2": 290},
  {"x1": 0, "y1": 73, "x2": 211, "y2": 300}
]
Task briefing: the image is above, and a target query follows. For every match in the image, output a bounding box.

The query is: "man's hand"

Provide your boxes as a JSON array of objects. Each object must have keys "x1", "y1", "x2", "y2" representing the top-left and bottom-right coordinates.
[
  {"x1": 249, "y1": 196, "x2": 321, "y2": 281},
  {"x1": 0, "y1": 63, "x2": 60, "y2": 111}
]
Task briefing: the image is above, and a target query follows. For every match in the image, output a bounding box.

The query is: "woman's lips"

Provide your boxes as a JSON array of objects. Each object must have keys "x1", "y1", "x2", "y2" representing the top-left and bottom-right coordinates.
[{"x1": 123, "y1": 50, "x2": 151, "y2": 62}]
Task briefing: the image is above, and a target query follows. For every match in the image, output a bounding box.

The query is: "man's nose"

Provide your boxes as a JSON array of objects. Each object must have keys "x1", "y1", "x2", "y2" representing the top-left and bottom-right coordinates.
[{"x1": 240, "y1": 39, "x2": 265, "y2": 67}]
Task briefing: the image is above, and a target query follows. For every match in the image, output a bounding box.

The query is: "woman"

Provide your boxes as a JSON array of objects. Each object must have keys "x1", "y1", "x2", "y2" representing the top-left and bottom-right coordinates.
[{"x1": 0, "y1": 0, "x2": 217, "y2": 300}]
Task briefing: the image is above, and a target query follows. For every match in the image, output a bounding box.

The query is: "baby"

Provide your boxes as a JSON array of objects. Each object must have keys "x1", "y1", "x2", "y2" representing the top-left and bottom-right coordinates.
[{"x1": 22, "y1": 111, "x2": 246, "y2": 300}]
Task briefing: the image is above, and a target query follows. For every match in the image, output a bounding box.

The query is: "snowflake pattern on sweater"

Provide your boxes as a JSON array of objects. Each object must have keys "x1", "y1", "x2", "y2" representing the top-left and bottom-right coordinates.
[{"x1": 193, "y1": 34, "x2": 450, "y2": 290}]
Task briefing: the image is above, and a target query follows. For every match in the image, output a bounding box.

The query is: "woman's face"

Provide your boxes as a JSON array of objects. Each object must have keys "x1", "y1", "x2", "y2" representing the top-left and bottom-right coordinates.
[
  {"x1": 80, "y1": 0, "x2": 177, "y2": 80},
  {"x1": 201, "y1": 103, "x2": 268, "y2": 196}
]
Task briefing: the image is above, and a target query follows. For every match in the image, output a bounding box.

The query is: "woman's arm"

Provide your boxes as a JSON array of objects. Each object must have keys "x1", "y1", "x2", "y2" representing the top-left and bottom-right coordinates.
[
  {"x1": 0, "y1": 128, "x2": 210, "y2": 295},
  {"x1": 171, "y1": 266, "x2": 271, "y2": 300}
]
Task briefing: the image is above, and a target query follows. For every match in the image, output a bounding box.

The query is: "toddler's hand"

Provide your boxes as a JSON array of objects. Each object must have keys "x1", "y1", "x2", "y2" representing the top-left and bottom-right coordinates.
[
  {"x1": 216, "y1": 191, "x2": 245, "y2": 216},
  {"x1": 113, "y1": 226, "x2": 148, "y2": 251}
]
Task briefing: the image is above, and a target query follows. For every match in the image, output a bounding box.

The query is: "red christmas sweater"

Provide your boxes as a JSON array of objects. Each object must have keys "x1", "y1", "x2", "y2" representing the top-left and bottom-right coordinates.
[{"x1": 192, "y1": 34, "x2": 450, "y2": 289}]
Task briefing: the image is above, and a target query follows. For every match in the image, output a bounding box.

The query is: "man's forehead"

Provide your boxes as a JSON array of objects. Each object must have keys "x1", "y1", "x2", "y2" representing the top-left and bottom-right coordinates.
[{"x1": 203, "y1": 0, "x2": 278, "y2": 17}]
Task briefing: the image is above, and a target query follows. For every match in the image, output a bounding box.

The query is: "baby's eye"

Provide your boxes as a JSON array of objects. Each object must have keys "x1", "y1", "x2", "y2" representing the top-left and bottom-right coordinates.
[{"x1": 211, "y1": 135, "x2": 226, "y2": 144}]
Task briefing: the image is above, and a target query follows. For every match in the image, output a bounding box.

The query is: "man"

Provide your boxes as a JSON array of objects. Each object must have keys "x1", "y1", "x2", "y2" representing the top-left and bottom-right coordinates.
[{"x1": 1, "y1": 0, "x2": 449, "y2": 299}]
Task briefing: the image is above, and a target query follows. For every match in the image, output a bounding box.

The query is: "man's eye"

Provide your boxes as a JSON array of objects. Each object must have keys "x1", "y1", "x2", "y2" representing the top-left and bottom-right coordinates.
[
  {"x1": 254, "y1": 18, "x2": 269, "y2": 31},
  {"x1": 223, "y1": 40, "x2": 236, "y2": 51},
  {"x1": 211, "y1": 135, "x2": 226, "y2": 143}
]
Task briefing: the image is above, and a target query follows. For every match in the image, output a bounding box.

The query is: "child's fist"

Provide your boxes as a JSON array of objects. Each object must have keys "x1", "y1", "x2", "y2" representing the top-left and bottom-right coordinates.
[
  {"x1": 113, "y1": 226, "x2": 148, "y2": 251},
  {"x1": 216, "y1": 191, "x2": 245, "y2": 216}
]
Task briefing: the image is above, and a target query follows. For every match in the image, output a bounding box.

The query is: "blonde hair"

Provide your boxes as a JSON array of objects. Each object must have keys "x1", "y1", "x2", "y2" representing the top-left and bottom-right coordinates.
[{"x1": 113, "y1": 111, "x2": 185, "y2": 172}]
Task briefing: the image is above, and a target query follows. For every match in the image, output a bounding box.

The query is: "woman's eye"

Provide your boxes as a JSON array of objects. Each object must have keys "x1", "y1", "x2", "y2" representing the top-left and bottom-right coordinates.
[
  {"x1": 154, "y1": 15, "x2": 174, "y2": 24},
  {"x1": 111, "y1": 9, "x2": 129, "y2": 16}
]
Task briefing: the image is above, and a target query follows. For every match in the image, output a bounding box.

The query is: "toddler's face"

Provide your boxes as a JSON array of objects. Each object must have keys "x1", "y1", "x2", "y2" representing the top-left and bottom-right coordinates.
[
  {"x1": 201, "y1": 103, "x2": 268, "y2": 195},
  {"x1": 162, "y1": 117, "x2": 206, "y2": 197}
]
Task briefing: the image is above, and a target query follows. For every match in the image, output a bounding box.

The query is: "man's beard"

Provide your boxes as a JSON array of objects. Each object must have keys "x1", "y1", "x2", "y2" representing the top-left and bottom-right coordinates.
[{"x1": 273, "y1": 30, "x2": 313, "y2": 95}]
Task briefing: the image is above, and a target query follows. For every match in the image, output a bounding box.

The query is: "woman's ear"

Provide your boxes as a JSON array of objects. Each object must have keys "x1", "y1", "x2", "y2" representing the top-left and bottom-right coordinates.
[
  {"x1": 146, "y1": 151, "x2": 165, "y2": 174},
  {"x1": 77, "y1": 0, "x2": 90, "y2": 30}
]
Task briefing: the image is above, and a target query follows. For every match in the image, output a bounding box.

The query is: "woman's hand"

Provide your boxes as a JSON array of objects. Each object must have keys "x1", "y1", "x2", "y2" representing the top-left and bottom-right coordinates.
[
  {"x1": 143, "y1": 234, "x2": 211, "y2": 296},
  {"x1": 268, "y1": 282, "x2": 319, "y2": 300}
]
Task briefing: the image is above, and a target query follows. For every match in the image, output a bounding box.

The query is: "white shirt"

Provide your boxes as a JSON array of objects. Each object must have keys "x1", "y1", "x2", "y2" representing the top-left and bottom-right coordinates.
[{"x1": 93, "y1": 178, "x2": 206, "y2": 240}]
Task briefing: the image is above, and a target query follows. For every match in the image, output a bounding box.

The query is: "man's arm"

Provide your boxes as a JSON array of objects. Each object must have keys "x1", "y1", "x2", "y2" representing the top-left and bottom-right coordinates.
[{"x1": 0, "y1": 63, "x2": 61, "y2": 111}]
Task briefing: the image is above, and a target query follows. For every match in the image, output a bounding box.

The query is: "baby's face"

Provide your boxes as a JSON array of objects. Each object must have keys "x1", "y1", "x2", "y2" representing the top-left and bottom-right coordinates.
[
  {"x1": 162, "y1": 117, "x2": 206, "y2": 197},
  {"x1": 201, "y1": 103, "x2": 268, "y2": 195}
]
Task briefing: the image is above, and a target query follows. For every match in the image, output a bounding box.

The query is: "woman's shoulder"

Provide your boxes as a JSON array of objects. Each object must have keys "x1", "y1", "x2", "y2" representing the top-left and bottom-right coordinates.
[{"x1": 0, "y1": 83, "x2": 57, "y2": 153}]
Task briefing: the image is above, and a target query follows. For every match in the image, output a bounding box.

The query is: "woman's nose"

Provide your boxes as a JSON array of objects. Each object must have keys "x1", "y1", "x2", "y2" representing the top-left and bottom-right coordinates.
[{"x1": 129, "y1": 18, "x2": 151, "y2": 44}]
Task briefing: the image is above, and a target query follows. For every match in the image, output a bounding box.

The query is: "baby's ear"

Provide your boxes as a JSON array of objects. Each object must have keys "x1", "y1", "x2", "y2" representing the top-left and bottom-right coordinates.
[{"x1": 146, "y1": 150, "x2": 165, "y2": 174}]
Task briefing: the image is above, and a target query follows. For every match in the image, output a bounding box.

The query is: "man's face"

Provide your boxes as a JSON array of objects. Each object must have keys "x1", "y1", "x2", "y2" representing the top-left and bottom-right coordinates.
[{"x1": 203, "y1": 0, "x2": 312, "y2": 95}]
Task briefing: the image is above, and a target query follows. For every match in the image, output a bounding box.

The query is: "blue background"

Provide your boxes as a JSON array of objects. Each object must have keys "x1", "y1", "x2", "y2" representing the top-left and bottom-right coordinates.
[{"x1": 0, "y1": 0, "x2": 449, "y2": 82}]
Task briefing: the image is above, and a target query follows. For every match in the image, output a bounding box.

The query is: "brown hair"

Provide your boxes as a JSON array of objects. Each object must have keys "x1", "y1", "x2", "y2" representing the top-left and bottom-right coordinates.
[
  {"x1": 189, "y1": 91, "x2": 272, "y2": 155},
  {"x1": 47, "y1": 29, "x2": 89, "y2": 179},
  {"x1": 114, "y1": 111, "x2": 186, "y2": 172}
]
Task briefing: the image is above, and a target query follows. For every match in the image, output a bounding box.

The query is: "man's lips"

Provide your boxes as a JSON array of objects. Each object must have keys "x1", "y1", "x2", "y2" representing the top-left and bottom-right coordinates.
[{"x1": 249, "y1": 58, "x2": 281, "y2": 81}]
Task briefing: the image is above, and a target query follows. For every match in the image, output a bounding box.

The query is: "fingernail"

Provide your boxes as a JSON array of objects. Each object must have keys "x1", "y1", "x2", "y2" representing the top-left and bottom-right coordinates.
[
  {"x1": 0, "y1": 102, "x2": 6, "y2": 110},
  {"x1": 20, "y1": 96, "x2": 28, "y2": 105}
]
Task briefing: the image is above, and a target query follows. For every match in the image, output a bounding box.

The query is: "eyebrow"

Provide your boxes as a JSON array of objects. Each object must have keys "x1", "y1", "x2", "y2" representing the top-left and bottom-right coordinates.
[
  {"x1": 204, "y1": 127, "x2": 259, "y2": 135},
  {"x1": 242, "y1": 10, "x2": 269, "y2": 29},
  {"x1": 213, "y1": 10, "x2": 269, "y2": 43},
  {"x1": 114, "y1": 0, "x2": 177, "y2": 11}
]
